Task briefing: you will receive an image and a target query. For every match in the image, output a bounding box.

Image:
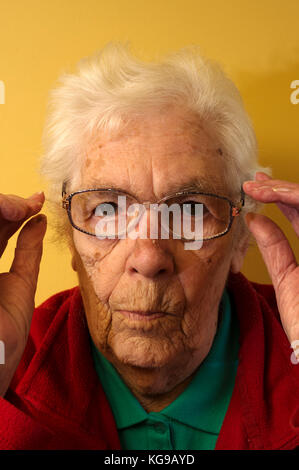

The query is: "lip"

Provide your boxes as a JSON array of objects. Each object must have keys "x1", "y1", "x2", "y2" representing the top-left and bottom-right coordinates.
[{"x1": 117, "y1": 310, "x2": 166, "y2": 321}]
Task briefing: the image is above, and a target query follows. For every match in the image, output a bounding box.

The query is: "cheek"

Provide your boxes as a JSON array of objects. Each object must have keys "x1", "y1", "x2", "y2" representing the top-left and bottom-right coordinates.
[
  {"x1": 72, "y1": 238, "x2": 116, "y2": 352},
  {"x1": 178, "y1": 238, "x2": 233, "y2": 304},
  {"x1": 73, "y1": 231, "x2": 122, "y2": 302},
  {"x1": 177, "y1": 243, "x2": 232, "y2": 350}
]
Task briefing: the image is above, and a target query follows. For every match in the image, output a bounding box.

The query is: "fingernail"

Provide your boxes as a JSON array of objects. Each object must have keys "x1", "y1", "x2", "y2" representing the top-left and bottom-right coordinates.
[{"x1": 28, "y1": 191, "x2": 44, "y2": 199}]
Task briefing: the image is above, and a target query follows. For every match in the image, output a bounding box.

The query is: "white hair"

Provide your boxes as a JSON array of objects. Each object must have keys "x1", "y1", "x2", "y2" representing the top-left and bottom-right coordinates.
[{"x1": 39, "y1": 42, "x2": 270, "y2": 240}]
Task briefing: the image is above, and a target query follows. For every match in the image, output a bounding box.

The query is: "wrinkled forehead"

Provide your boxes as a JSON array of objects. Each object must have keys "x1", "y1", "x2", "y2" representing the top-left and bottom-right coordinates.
[{"x1": 76, "y1": 110, "x2": 230, "y2": 198}]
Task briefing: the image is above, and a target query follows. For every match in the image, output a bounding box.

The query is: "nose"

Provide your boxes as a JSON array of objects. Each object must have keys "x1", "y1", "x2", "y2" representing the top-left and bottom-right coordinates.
[{"x1": 126, "y1": 239, "x2": 175, "y2": 279}]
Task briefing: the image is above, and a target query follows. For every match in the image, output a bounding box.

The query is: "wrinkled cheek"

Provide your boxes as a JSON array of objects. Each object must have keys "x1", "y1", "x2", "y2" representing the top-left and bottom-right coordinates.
[
  {"x1": 180, "y1": 306, "x2": 218, "y2": 353},
  {"x1": 80, "y1": 272, "x2": 114, "y2": 354},
  {"x1": 73, "y1": 232, "x2": 115, "y2": 302},
  {"x1": 80, "y1": 253, "x2": 102, "y2": 293},
  {"x1": 72, "y1": 235, "x2": 115, "y2": 348},
  {"x1": 180, "y1": 243, "x2": 230, "y2": 304},
  {"x1": 178, "y1": 244, "x2": 231, "y2": 349}
]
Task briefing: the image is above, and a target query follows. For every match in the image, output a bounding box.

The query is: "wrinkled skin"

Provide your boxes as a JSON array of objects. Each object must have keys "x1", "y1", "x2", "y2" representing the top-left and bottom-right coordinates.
[{"x1": 69, "y1": 108, "x2": 248, "y2": 411}]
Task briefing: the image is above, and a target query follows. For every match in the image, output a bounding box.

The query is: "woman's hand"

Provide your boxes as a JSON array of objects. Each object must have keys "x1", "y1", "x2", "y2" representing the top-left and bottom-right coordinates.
[
  {"x1": 0, "y1": 192, "x2": 47, "y2": 396},
  {"x1": 243, "y1": 172, "x2": 299, "y2": 360}
]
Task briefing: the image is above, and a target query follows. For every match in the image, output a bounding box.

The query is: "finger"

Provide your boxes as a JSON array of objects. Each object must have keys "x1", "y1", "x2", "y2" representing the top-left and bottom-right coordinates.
[
  {"x1": 0, "y1": 192, "x2": 45, "y2": 258},
  {"x1": 245, "y1": 212, "x2": 297, "y2": 290},
  {"x1": 243, "y1": 177, "x2": 299, "y2": 236},
  {"x1": 243, "y1": 180, "x2": 299, "y2": 208},
  {"x1": 0, "y1": 192, "x2": 45, "y2": 222},
  {"x1": 276, "y1": 201, "x2": 299, "y2": 236},
  {"x1": 9, "y1": 214, "x2": 47, "y2": 295},
  {"x1": 256, "y1": 173, "x2": 299, "y2": 232}
]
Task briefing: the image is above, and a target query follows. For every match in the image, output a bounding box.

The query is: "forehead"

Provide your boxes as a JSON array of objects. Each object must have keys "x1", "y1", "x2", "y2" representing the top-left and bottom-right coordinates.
[{"x1": 78, "y1": 109, "x2": 228, "y2": 197}]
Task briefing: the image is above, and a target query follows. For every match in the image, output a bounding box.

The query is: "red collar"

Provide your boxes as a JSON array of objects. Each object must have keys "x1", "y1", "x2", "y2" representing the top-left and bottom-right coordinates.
[{"x1": 216, "y1": 272, "x2": 299, "y2": 449}]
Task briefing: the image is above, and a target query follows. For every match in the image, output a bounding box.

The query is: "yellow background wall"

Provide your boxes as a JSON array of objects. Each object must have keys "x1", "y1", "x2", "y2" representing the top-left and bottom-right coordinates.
[{"x1": 0, "y1": 0, "x2": 298, "y2": 306}]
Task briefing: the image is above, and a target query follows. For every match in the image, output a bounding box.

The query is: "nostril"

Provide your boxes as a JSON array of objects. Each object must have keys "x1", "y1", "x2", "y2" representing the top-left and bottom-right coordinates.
[
  {"x1": 158, "y1": 269, "x2": 166, "y2": 275},
  {"x1": 129, "y1": 266, "x2": 167, "y2": 276}
]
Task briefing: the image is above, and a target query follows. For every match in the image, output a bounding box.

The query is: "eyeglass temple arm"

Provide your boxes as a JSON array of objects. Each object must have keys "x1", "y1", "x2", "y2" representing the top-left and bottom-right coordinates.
[
  {"x1": 62, "y1": 181, "x2": 67, "y2": 197},
  {"x1": 62, "y1": 181, "x2": 69, "y2": 209},
  {"x1": 240, "y1": 187, "x2": 245, "y2": 206},
  {"x1": 232, "y1": 187, "x2": 245, "y2": 217}
]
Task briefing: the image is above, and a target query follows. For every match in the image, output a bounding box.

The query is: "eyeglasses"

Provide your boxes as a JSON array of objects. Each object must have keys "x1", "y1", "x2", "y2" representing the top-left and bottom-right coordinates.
[{"x1": 62, "y1": 182, "x2": 245, "y2": 242}]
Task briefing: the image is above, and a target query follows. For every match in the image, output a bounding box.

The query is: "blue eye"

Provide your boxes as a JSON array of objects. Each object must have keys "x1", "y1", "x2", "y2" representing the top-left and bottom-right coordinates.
[{"x1": 94, "y1": 202, "x2": 117, "y2": 217}]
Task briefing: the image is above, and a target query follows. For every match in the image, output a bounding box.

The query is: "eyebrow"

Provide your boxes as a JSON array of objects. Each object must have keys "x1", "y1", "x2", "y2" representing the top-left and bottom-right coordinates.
[
  {"x1": 76, "y1": 176, "x2": 224, "y2": 197},
  {"x1": 161, "y1": 178, "x2": 223, "y2": 196}
]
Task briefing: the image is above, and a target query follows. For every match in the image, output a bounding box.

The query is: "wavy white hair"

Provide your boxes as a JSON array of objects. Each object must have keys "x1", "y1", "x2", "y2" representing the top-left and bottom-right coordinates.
[{"x1": 39, "y1": 42, "x2": 270, "y2": 240}]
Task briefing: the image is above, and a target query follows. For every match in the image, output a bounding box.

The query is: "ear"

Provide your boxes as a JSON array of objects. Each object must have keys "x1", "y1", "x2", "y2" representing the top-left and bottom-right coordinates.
[
  {"x1": 230, "y1": 229, "x2": 251, "y2": 274},
  {"x1": 68, "y1": 240, "x2": 78, "y2": 272}
]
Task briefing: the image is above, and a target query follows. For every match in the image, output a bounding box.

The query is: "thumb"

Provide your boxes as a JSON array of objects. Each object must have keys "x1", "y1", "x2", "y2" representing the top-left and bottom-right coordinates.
[
  {"x1": 10, "y1": 214, "x2": 47, "y2": 294},
  {"x1": 245, "y1": 212, "x2": 296, "y2": 287}
]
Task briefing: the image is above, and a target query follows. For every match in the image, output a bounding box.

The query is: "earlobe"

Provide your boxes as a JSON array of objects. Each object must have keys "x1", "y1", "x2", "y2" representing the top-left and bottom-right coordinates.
[
  {"x1": 230, "y1": 232, "x2": 250, "y2": 274},
  {"x1": 230, "y1": 256, "x2": 243, "y2": 274},
  {"x1": 68, "y1": 241, "x2": 78, "y2": 272},
  {"x1": 71, "y1": 255, "x2": 78, "y2": 272}
]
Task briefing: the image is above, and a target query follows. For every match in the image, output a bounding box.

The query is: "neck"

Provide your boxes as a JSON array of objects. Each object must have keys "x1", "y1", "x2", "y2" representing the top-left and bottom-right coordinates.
[
  {"x1": 102, "y1": 352, "x2": 200, "y2": 413},
  {"x1": 127, "y1": 373, "x2": 196, "y2": 413}
]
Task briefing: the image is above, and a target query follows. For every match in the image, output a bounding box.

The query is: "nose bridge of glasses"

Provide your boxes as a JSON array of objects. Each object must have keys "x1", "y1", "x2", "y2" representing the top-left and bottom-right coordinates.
[
  {"x1": 126, "y1": 199, "x2": 176, "y2": 239},
  {"x1": 141, "y1": 201, "x2": 153, "y2": 209},
  {"x1": 127, "y1": 199, "x2": 171, "y2": 216}
]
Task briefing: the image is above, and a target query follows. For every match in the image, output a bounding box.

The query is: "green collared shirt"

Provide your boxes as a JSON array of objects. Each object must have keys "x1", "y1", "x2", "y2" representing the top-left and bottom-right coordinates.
[{"x1": 91, "y1": 289, "x2": 239, "y2": 450}]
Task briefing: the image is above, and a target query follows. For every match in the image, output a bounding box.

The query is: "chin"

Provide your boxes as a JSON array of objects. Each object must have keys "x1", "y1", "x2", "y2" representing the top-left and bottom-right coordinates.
[{"x1": 109, "y1": 335, "x2": 179, "y2": 369}]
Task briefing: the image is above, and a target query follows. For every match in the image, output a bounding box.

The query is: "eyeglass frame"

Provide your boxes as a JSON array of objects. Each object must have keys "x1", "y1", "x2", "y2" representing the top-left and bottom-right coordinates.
[{"x1": 61, "y1": 181, "x2": 245, "y2": 241}]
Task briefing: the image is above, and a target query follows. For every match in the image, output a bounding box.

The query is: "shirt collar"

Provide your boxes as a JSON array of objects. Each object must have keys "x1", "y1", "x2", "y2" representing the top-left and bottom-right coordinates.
[
  {"x1": 91, "y1": 288, "x2": 239, "y2": 434},
  {"x1": 91, "y1": 343, "x2": 148, "y2": 429}
]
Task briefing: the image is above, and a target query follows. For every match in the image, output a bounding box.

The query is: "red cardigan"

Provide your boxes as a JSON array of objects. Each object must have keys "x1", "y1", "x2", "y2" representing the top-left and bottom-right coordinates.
[{"x1": 0, "y1": 272, "x2": 298, "y2": 450}]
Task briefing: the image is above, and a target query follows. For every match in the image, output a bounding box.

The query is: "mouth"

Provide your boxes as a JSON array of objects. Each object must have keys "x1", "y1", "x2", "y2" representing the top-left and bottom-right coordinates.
[{"x1": 117, "y1": 310, "x2": 167, "y2": 321}]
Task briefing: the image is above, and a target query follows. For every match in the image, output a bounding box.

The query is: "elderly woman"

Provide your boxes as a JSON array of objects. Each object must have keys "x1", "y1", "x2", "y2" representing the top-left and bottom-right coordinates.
[{"x1": 0, "y1": 44, "x2": 298, "y2": 450}]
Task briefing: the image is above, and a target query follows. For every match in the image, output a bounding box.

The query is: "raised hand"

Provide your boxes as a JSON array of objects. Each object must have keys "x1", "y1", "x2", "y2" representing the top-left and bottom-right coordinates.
[
  {"x1": 0, "y1": 192, "x2": 47, "y2": 396},
  {"x1": 243, "y1": 172, "x2": 299, "y2": 360}
]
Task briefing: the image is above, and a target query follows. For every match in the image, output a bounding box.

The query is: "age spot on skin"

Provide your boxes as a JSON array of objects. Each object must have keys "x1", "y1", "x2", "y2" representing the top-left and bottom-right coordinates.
[{"x1": 217, "y1": 148, "x2": 223, "y2": 156}]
